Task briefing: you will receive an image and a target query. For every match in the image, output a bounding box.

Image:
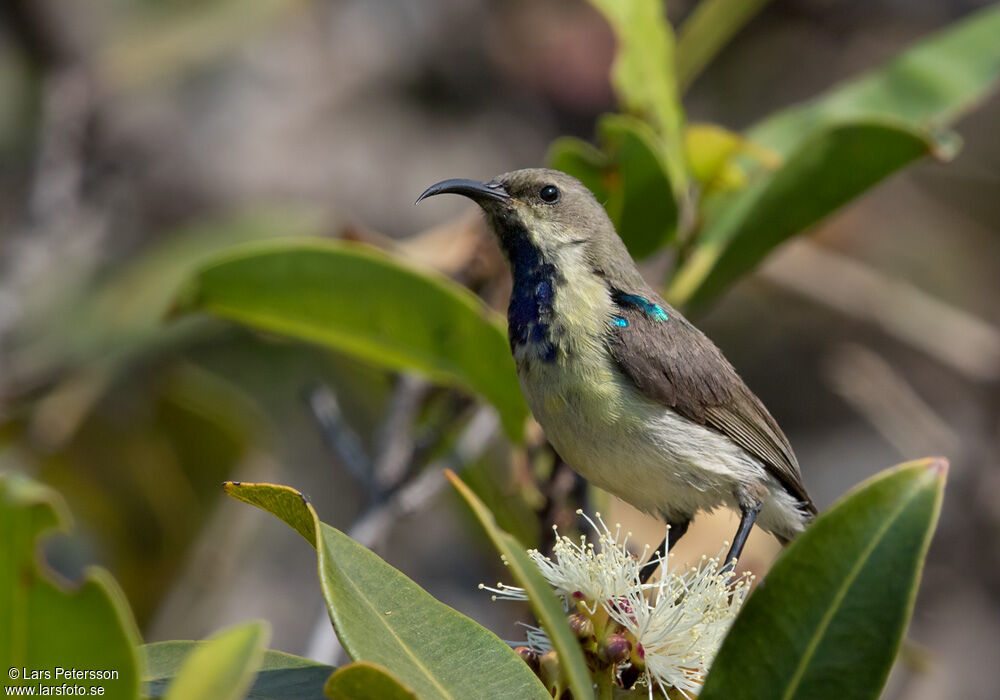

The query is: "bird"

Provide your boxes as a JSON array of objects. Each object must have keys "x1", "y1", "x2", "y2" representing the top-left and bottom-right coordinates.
[{"x1": 417, "y1": 168, "x2": 816, "y2": 578}]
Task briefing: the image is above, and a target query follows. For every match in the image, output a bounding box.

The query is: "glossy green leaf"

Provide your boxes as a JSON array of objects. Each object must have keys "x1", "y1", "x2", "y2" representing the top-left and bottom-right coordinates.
[
  {"x1": 0, "y1": 472, "x2": 140, "y2": 700},
  {"x1": 748, "y1": 4, "x2": 1000, "y2": 155},
  {"x1": 446, "y1": 472, "x2": 593, "y2": 700},
  {"x1": 700, "y1": 458, "x2": 947, "y2": 700},
  {"x1": 324, "y1": 662, "x2": 417, "y2": 700},
  {"x1": 588, "y1": 0, "x2": 688, "y2": 192},
  {"x1": 160, "y1": 622, "x2": 268, "y2": 700},
  {"x1": 599, "y1": 115, "x2": 679, "y2": 258},
  {"x1": 548, "y1": 136, "x2": 610, "y2": 204},
  {"x1": 143, "y1": 641, "x2": 333, "y2": 700},
  {"x1": 224, "y1": 481, "x2": 550, "y2": 700},
  {"x1": 549, "y1": 115, "x2": 678, "y2": 259},
  {"x1": 676, "y1": 0, "x2": 772, "y2": 92},
  {"x1": 172, "y1": 238, "x2": 527, "y2": 439},
  {"x1": 667, "y1": 121, "x2": 939, "y2": 308}
]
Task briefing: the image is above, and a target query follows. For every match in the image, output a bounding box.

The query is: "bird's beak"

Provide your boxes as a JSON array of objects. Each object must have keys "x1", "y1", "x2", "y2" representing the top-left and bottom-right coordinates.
[{"x1": 415, "y1": 178, "x2": 510, "y2": 205}]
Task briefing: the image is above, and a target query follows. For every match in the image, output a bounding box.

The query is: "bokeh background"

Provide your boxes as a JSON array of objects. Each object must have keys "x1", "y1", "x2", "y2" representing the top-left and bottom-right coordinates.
[{"x1": 2, "y1": 1, "x2": 998, "y2": 697}]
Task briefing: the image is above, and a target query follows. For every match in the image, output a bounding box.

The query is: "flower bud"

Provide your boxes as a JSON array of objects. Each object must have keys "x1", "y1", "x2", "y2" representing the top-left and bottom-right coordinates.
[
  {"x1": 539, "y1": 650, "x2": 562, "y2": 695},
  {"x1": 598, "y1": 633, "x2": 632, "y2": 666},
  {"x1": 567, "y1": 612, "x2": 594, "y2": 639},
  {"x1": 631, "y1": 642, "x2": 646, "y2": 667},
  {"x1": 514, "y1": 646, "x2": 539, "y2": 674}
]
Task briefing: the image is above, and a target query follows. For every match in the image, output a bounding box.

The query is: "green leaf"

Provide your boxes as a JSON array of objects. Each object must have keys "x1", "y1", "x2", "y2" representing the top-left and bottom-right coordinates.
[
  {"x1": 667, "y1": 121, "x2": 938, "y2": 308},
  {"x1": 668, "y1": 5, "x2": 1000, "y2": 308},
  {"x1": 748, "y1": 4, "x2": 1000, "y2": 155},
  {"x1": 224, "y1": 481, "x2": 317, "y2": 543},
  {"x1": 171, "y1": 238, "x2": 527, "y2": 440},
  {"x1": 324, "y1": 662, "x2": 417, "y2": 700},
  {"x1": 548, "y1": 136, "x2": 610, "y2": 204},
  {"x1": 588, "y1": 0, "x2": 688, "y2": 193},
  {"x1": 700, "y1": 458, "x2": 947, "y2": 700},
  {"x1": 549, "y1": 115, "x2": 678, "y2": 259},
  {"x1": 599, "y1": 115, "x2": 679, "y2": 258},
  {"x1": 161, "y1": 622, "x2": 268, "y2": 700},
  {"x1": 143, "y1": 642, "x2": 333, "y2": 700},
  {"x1": 676, "y1": 0, "x2": 773, "y2": 92},
  {"x1": 0, "y1": 472, "x2": 141, "y2": 700},
  {"x1": 223, "y1": 481, "x2": 550, "y2": 700},
  {"x1": 7, "y1": 208, "x2": 324, "y2": 412},
  {"x1": 684, "y1": 122, "x2": 782, "y2": 193},
  {"x1": 445, "y1": 472, "x2": 593, "y2": 700}
]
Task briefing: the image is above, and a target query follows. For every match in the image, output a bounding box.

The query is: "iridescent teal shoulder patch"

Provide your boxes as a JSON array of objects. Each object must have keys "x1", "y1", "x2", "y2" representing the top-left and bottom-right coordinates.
[{"x1": 613, "y1": 292, "x2": 669, "y2": 322}]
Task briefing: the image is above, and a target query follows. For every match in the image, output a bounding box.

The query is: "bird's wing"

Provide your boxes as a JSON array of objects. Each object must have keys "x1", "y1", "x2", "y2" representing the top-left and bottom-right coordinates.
[{"x1": 604, "y1": 289, "x2": 816, "y2": 514}]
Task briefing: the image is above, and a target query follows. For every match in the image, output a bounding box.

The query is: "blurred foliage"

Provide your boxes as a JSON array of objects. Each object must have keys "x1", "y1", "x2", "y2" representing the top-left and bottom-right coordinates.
[
  {"x1": 587, "y1": 0, "x2": 688, "y2": 194},
  {"x1": 0, "y1": 209, "x2": 380, "y2": 624},
  {"x1": 7, "y1": 208, "x2": 325, "y2": 395},
  {"x1": 159, "y1": 622, "x2": 268, "y2": 700},
  {"x1": 668, "y1": 121, "x2": 944, "y2": 307},
  {"x1": 550, "y1": 115, "x2": 678, "y2": 259},
  {"x1": 674, "y1": 0, "x2": 772, "y2": 92},
  {"x1": 0, "y1": 472, "x2": 140, "y2": 699},
  {"x1": 144, "y1": 640, "x2": 333, "y2": 700},
  {"x1": 459, "y1": 446, "x2": 544, "y2": 549},
  {"x1": 553, "y1": 1, "x2": 1000, "y2": 310},
  {"x1": 172, "y1": 239, "x2": 528, "y2": 440},
  {"x1": 28, "y1": 363, "x2": 258, "y2": 622},
  {"x1": 747, "y1": 5, "x2": 1000, "y2": 155}
]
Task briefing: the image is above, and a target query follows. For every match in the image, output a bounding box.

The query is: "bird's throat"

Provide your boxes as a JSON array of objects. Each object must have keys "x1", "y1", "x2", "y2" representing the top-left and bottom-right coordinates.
[{"x1": 498, "y1": 223, "x2": 563, "y2": 364}]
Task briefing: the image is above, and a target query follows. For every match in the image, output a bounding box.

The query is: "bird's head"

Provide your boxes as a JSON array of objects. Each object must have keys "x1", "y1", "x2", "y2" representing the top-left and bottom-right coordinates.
[{"x1": 417, "y1": 168, "x2": 631, "y2": 277}]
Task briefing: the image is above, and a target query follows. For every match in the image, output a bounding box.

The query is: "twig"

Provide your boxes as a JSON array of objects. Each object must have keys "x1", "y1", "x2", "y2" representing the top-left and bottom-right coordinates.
[
  {"x1": 303, "y1": 404, "x2": 501, "y2": 663},
  {"x1": 371, "y1": 374, "x2": 430, "y2": 495},
  {"x1": 760, "y1": 241, "x2": 1000, "y2": 382},
  {"x1": 304, "y1": 383, "x2": 373, "y2": 491},
  {"x1": 823, "y1": 343, "x2": 962, "y2": 459},
  {"x1": 537, "y1": 455, "x2": 586, "y2": 555}
]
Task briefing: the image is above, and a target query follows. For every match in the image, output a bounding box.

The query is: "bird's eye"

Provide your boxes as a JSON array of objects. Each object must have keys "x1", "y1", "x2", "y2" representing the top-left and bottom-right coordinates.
[{"x1": 539, "y1": 185, "x2": 560, "y2": 203}]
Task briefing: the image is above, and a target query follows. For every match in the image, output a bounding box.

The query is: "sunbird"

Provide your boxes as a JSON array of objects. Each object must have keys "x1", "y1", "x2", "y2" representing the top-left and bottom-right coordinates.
[{"x1": 418, "y1": 169, "x2": 816, "y2": 576}]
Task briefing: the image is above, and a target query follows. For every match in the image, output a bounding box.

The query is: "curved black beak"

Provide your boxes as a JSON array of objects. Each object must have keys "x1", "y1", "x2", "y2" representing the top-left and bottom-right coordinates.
[{"x1": 415, "y1": 178, "x2": 509, "y2": 205}]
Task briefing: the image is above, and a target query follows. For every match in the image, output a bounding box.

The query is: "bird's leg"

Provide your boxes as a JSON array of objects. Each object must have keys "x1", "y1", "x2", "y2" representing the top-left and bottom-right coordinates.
[
  {"x1": 721, "y1": 502, "x2": 762, "y2": 574},
  {"x1": 638, "y1": 519, "x2": 690, "y2": 584}
]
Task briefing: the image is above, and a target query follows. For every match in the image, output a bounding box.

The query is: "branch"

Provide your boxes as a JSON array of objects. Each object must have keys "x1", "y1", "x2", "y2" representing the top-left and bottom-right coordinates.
[
  {"x1": 304, "y1": 383, "x2": 372, "y2": 490},
  {"x1": 761, "y1": 241, "x2": 1000, "y2": 382},
  {"x1": 303, "y1": 402, "x2": 501, "y2": 663}
]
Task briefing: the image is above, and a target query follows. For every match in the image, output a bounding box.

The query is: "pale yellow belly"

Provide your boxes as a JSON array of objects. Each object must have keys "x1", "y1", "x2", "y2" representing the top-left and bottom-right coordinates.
[{"x1": 517, "y1": 354, "x2": 782, "y2": 528}]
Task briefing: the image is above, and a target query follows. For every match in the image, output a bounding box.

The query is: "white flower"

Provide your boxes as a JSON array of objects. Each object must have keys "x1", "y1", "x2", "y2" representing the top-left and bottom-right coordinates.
[
  {"x1": 481, "y1": 512, "x2": 752, "y2": 698},
  {"x1": 604, "y1": 548, "x2": 752, "y2": 698},
  {"x1": 480, "y1": 510, "x2": 652, "y2": 613}
]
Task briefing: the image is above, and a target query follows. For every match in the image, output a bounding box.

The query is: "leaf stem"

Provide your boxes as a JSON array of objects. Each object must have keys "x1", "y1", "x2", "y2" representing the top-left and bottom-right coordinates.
[{"x1": 594, "y1": 668, "x2": 614, "y2": 700}]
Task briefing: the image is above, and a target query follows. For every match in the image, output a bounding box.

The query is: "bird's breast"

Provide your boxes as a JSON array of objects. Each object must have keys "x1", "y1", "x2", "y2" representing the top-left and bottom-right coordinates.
[
  {"x1": 512, "y1": 267, "x2": 622, "y2": 421},
  {"x1": 507, "y1": 246, "x2": 613, "y2": 368},
  {"x1": 507, "y1": 262, "x2": 560, "y2": 364}
]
